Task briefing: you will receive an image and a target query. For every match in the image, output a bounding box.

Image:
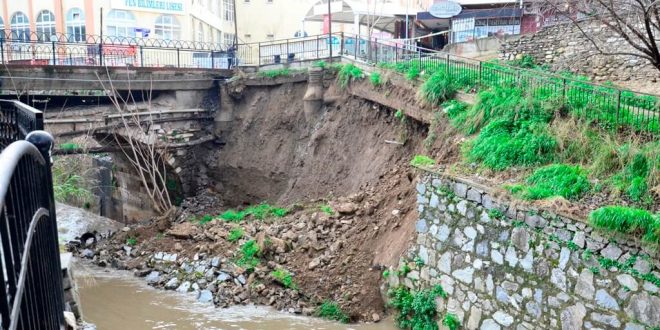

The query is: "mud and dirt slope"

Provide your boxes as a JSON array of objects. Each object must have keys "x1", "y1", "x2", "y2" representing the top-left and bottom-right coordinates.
[{"x1": 205, "y1": 80, "x2": 436, "y2": 205}]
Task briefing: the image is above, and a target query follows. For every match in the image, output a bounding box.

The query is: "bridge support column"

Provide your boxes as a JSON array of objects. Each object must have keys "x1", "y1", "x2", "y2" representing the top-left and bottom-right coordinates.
[
  {"x1": 214, "y1": 84, "x2": 235, "y2": 136},
  {"x1": 303, "y1": 66, "x2": 325, "y2": 121}
]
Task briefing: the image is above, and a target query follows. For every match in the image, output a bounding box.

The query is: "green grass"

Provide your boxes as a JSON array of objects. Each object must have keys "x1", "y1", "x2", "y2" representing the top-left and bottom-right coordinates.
[
  {"x1": 198, "y1": 214, "x2": 214, "y2": 225},
  {"x1": 258, "y1": 68, "x2": 299, "y2": 78},
  {"x1": 315, "y1": 301, "x2": 349, "y2": 323},
  {"x1": 589, "y1": 206, "x2": 659, "y2": 245},
  {"x1": 227, "y1": 227, "x2": 244, "y2": 242},
  {"x1": 236, "y1": 240, "x2": 261, "y2": 271},
  {"x1": 419, "y1": 71, "x2": 458, "y2": 106},
  {"x1": 126, "y1": 237, "x2": 137, "y2": 246},
  {"x1": 52, "y1": 172, "x2": 93, "y2": 205},
  {"x1": 370, "y1": 71, "x2": 383, "y2": 86},
  {"x1": 510, "y1": 164, "x2": 591, "y2": 200},
  {"x1": 219, "y1": 203, "x2": 288, "y2": 222},
  {"x1": 410, "y1": 155, "x2": 435, "y2": 168},
  {"x1": 271, "y1": 267, "x2": 297, "y2": 289},
  {"x1": 388, "y1": 285, "x2": 447, "y2": 330},
  {"x1": 406, "y1": 66, "x2": 420, "y2": 81},
  {"x1": 337, "y1": 63, "x2": 363, "y2": 88},
  {"x1": 442, "y1": 313, "x2": 461, "y2": 330},
  {"x1": 59, "y1": 142, "x2": 80, "y2": 150}
]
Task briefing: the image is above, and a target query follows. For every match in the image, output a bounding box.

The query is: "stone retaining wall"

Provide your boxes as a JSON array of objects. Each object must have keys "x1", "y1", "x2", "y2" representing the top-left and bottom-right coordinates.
[
  {"x1": 386, "y1": 171, "x2": 659, "y2": 330},
  {"x1": 500, "y1": 20, "x2": 660, "y2": 85}
]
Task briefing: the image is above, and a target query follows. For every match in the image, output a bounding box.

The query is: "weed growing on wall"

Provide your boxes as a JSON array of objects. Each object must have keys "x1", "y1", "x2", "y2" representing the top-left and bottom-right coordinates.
[
  {"x1": 315, "y1": 301, "x2": 349, "y2": 323},
  {"x1": 442, "y1": 313, "x2": 461, "y2": 330},
  {"x1": 388, "y1": 285, "x2": 447, "y2": 330},
  {"x1": 319, "y1": 204, "x2": 334, "y2": 215}
]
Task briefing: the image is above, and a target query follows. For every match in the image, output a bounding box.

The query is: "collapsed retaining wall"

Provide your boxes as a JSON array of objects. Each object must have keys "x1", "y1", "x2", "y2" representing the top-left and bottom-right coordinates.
[{"x1": 387, "y1": 171, "x2": 660, "y2": 330}]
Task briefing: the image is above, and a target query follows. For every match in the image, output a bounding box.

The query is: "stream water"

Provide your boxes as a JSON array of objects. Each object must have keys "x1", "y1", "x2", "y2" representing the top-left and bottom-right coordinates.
[{"x1": 77, "y1": 267, "x2": 398, "y2": 330}]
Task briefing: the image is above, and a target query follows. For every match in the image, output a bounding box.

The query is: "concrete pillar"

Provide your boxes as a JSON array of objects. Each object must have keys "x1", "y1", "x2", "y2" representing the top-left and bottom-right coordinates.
[
  {"x1": 303, "y1": 66, "x2": 324, "y2": 121},
  {"x1": 213, "y1": 84, "x2": 235, "y2": 136}
]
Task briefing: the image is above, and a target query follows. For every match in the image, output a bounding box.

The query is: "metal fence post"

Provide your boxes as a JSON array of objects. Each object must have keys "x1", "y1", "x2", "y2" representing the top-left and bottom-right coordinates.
[
  {"x1": 211, "y1": 50, "x2": 215, "y2": 69},
  {"x1": 340, "y1": 32, "x2": 344, "y2": 55},
  {"x1": 176, "y1": 48, "x2": 180, "y2": 68},
  {"x1": 616, "y1": 90, "x2": 622, "y2": 127},
  {"x1": 446, "y1": 53, "x2": 450, "y2": 75},
  {"x1": 258, "y1": 42, "x2": 262, "y2": 66},
  {"x1": 479, "y1": 61, "x2": 482, "y2": 88},
  {"x1": 139, "y1": 46, "x2": 144, "y2": 67},
  {"x1": 354, "y1": 35, "x2": 358, "y2": 59},
  {"x1": 417, "y1": 50, "x2": 421, "y2": 71},
  {"x1": 1, "y1": 38, "x2": 4, "y2": 64},
  {"x1": 286, "y1": 38, "x2": 289, "y2": 60},
  {"x1": 562, "y1": 78, "x2": 566, "y2": 101},
  {"x1": 98, "y1": 43, "x2": 103, "y2": 66},
  {"x1": 374, "y1": 38, "x2": 378, "y2": 63},
  {"x1": 395, "y1": 43, "x2": 398, "y2": 63},
  {"x1": 315, "y1": 37, "x2": 319, "y2": 60},
  {"x1": 51, "y1": 41, "x2": 56, "y2": 65}
]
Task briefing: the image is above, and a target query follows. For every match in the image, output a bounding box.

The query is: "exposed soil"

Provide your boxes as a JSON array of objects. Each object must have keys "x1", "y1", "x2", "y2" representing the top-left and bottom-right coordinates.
[{"x1": 75, "y1": 76, "x2": 465, "y2": 322}]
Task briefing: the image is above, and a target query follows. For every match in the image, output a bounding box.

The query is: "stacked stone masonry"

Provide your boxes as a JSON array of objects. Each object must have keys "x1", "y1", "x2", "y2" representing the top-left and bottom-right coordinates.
[
  {"x1": 500, "y1": 20, "x2": 660, "y2": 84},
  {"x1": 387, "y1": 171, "x2": 660, "y2": 330}
]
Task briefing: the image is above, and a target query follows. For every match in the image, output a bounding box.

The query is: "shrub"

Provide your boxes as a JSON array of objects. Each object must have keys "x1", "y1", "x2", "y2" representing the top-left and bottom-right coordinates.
[
  {"x1": 513, "y1": 164, "x2": 591, "y2": 200},
  {"x1": 388, "y1": 285, "x2": 447, "y2": 330},
  {"x1": 237, "y1": 240, "x2": 260, "y2": 270},
  {"x1": 442, "y1": 313, "x2": 461, "y2": 330},
  {"x1": 315, "y1": 301, "x2": 349, "y2": 323},
  {"x1": 60, "y1": 142, "x2": 80, "y2": 150},
  {"x1": 410, "y1": 155, "x2": 436, "y2": 168},
  {"x1": 198, "y1": 214, "x2": 215, "y2": 225},
  {"x1": 337, "y1": 63, "x2": 363, "y2": 88},
  {"x1": 370, "y1": 72, "x2": 383, "y2": 86},
  {"x1": 219, "y1": 203, "x2": 288, "y2": 222},
  {"x1": 227, "y1": 227, "x2": 244, "y2": 242},
  {"x1": 271, "y1": 267, "x2": 296, "y2": 289},
  {"x1": 126, "y1": 237, "x2": 137, "y2": 246},
  {"x1": 442, "y1": 100, "x2": 469, "y2": 128},
  {"x1": 313, "y1": 60, "x2": 327, "y2": 69},
  {"x1": 589, "y1": 206, "x2": 658, "y2": 244},
  {"x1": 419, "y1": 71, "x2": 457, "y2": 106}
]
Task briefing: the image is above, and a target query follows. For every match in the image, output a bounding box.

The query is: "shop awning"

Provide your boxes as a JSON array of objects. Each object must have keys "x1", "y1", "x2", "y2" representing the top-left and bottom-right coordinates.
[
  {"x1": 454, "y1": 8, "x2": 522, "y2": 19},
  {"x1": 304, "y1": 0, "x2": 415, "y2": 34}
]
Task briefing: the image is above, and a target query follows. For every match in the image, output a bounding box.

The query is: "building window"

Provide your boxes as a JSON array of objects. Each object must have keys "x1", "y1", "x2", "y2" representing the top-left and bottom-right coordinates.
[
  {"x1": 106, "y1": 10, "x2": 136, "y2": 38},
  {"x1": 155, "y1": 15, "x2": 181, "y2": 40},
  {"x1": 10, "y1": 12, "x2": 30, "y2": 42},
  {"x1": 66, "y1": 8, "x2": 86, "y2": 42},
  {"x1": 224, "y1": 0, "x2": 235, "y2": 22},
  {"x1": 196, "y1": 22, "x2": 205, "y2": 42},
  {"x1": 223, "y1": 33, "x2": 235, "y2": 47},
  {"x1": 36, "y1": 10, "x2": 56, "y2": 42}
]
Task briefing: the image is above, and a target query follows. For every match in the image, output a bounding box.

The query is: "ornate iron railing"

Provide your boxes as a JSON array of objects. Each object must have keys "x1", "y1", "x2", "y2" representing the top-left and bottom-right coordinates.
[{"x1": 0, "y1": 101, "x2": 63, "y2": 330}]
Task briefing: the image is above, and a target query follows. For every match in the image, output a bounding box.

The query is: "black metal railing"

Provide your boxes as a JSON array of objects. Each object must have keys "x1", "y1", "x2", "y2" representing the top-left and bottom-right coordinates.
[
  {"x1": 244, "y1": 32, "x2": 660, "y2": 134},
  {"x1": 0, "y1": 101, "x2": 44, "y2": 149},
  {"x1": 0, "y1": 31, "x2": 235, "y2": 69},
  {"x1": 0, "y1": 101, "x2": 63, "y2": 330}
]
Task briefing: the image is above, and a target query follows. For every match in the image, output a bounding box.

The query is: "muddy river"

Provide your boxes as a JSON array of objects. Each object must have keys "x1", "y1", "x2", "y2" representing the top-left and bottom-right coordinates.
[{"x1": 77, "y1": 267, "x2": 398, "y2": 330}]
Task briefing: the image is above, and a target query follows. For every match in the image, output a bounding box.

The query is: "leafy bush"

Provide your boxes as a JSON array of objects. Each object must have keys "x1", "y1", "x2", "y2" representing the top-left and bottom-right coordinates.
[
  {"x1": 315, "y1": 301, "x2": 349, "y2": 323},
  {"x1": 370, "y1": 72, "x2": 383, "y2": 86},
  {"x1": 313, "y1": 60, "x2": 327, "y2": 69},
  {"x1": 337, "y1": 63, "x2": 363, "y2": 88},
  {"x1": 271, "y1": 267, "x2": 296, "y2": 289},
  {"x1": 419, "y1": 71, "x2": 457, "y2": 106},
  {"x1": 237, "y1": 240, "x2": 260, "y2": 270},
  {"x1": 227, "y1": 227, "x2": 244, "y2": 242},
  {"x1": 126, "y1": 237, "x2": 137, "y2": 246},
  {"x1": 589, "y1": 206, "x2": 659, "y2": 244},
  {"x1": 442, "y1": 100, "x2": 469, "y2": 127},
  {"x1": 442, "y1": 313, "x2": 461, "y2": 330},
  {"x1": 410, "y1": 155, "x2": 436, "y2": 168},
  {"x1": 388, "y1": 285, "x2": 447, "y2": 330},
  {"x1": 512, "y1": 164, "x2": 591, "y2": 200}
]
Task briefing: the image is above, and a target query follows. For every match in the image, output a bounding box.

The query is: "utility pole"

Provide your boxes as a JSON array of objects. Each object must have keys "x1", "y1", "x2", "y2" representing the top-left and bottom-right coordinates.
[
  {"x1": 232, "y1": 0, "x2": 238, "y2": 47},
  {"x1": 328, "y1": 0, "x2": 332, "y2": 63}
]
